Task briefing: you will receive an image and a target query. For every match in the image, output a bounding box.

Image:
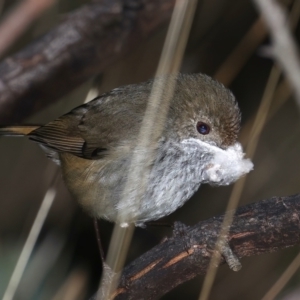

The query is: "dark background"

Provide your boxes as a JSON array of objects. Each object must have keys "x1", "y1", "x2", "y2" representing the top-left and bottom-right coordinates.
[{"x1": 1, "y1": 0, "x2": 300, "y2": 299}]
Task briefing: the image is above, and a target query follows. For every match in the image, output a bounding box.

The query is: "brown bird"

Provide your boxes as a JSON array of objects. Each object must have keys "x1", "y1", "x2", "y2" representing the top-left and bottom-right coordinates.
[{"x1": 0, "y1": 73, "x2": 252, "y2": 227}]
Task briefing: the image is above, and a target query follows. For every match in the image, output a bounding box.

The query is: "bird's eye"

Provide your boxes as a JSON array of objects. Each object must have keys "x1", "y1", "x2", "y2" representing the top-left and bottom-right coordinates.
[{"x1": 196, "y1": 121, "x2": 210, "y2": 135}]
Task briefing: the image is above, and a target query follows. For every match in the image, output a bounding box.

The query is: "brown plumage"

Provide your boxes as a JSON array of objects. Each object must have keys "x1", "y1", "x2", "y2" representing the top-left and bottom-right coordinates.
[{"x1": 0, "y1": 73, "x2": 244, "y2": 225}]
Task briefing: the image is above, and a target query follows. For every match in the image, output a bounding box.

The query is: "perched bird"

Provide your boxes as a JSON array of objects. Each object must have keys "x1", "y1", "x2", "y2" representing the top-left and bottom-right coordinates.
[{"x1": 0, "y1": 73, "x2": 253, "y2": 227}]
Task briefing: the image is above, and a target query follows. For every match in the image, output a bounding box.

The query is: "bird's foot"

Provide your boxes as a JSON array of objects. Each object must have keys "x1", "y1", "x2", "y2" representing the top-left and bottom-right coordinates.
[
  {"x1": 172, "y1": 221, "x2": 194, "y2": 253},
  {"x1": 172, "y1": 221, "x2": 189, "y2": 237},
  {"x1": 210, "y1": 238, "x2": 242, "y2": 272}
]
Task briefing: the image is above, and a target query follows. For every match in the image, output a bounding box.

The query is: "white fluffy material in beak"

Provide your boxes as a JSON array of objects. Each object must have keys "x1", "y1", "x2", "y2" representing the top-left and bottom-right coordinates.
[{"x1": 202, "y1": 142, "x2": 253, "y2": 185}]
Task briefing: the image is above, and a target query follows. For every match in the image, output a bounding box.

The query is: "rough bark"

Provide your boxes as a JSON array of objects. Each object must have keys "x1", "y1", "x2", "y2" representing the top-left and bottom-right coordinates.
[
  {"x1": 0, "y1": 0, "x2": 175, "y2": 123},
  {"x1": 93, "y1": 194, "x2": 300, "y2": 300}
]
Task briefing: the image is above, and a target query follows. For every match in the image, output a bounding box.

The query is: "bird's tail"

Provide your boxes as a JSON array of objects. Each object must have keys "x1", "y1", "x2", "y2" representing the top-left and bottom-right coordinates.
[{"x1": 0, "y1": 125, "x2": 40, "y2": 136}]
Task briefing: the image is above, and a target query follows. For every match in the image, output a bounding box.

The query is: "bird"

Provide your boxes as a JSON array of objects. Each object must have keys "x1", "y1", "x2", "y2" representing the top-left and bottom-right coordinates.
[{"x1": 0, "y1": 73, "x2": 253, "y2": 227}]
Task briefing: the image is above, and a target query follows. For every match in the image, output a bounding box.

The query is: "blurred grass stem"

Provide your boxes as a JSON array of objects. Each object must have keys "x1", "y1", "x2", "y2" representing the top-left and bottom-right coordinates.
[
  {"x1": 0, "y1": 0, "x2": 56, "y2": 58},
  {"x1": 199, "y1": 1, "x2": 300, "y2": 299},
  {"x1": 3, "y1": 171, "x2": 58, "y2": 300},
  {"x1": 97, "y1": 0, "x2": 198, "y2": 299}
]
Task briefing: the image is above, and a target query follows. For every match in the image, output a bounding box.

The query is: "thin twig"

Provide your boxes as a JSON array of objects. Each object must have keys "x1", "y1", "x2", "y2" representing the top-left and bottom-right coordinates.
[
  {"x1": 3, "y1": 170, "x2": 58, "y2": 300},
  {"x1": 214, "y1": 16, "x2": 267, "y2": 86},
  {"x1": 94, "y1": 219, "x2": 106, "y2": 265},
  {"x1": 253, "y1": 0, "x2": 300, "y2": 108},
  {"x1": 199, "y1": 1, "x2": 300, "y2": 298},
  {"x1": 98, "y1": 0, "x2": 198, "y2": 298},
  {"x1": 262, "y1": 251, "x2": 300, "y2": 300},
  {"x1": 198, "y1": 65, "x2": 282, "y2": 300},
  {"x1": 0, "y1": 0, "x2": 56, "y2": 58}
]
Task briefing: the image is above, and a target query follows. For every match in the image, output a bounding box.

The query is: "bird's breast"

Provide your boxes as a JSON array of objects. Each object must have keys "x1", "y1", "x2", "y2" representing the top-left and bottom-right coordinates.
[{"x1": 59, "y1": 141, "x2": 211, "y2": 225}]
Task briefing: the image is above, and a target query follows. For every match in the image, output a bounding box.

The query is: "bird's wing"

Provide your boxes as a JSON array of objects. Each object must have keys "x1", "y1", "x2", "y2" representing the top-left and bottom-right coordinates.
[
  {"x1": 29, "y1": 88, "x2": 148, "y2": 159},
  {"x1": 29, "y1": 110, "x2": 87, "y2": 158}
]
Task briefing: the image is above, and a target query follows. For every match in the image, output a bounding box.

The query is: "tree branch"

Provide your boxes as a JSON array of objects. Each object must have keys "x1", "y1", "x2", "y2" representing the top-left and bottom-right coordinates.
[
  {"x1": 0, "y1": 0, "x2": 175, "y2": 123},
  {"x1": 94, "y1": 194, "x2": 300, "y2": 300}
]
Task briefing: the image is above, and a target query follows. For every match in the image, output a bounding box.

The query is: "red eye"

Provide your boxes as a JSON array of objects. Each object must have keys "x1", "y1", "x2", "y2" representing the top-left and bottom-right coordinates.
[{"x1": 196, "y1": 121, "x2": 210, "y2": 135}]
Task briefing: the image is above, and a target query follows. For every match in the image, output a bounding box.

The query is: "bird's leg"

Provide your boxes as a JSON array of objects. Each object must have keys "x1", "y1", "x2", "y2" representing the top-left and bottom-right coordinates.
[
  {"x1": 207, "y1": 234, "x2": 242, "y2": 272},
  {"x1": 215, "y1": 238, "x2": 242, "y2": 272},
  {"x1": 93, "y1": 218, "x2": 105, "y2": 267},
  {"x1": 172, "y1": 222, "x2": 242, "y2": 271}
]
